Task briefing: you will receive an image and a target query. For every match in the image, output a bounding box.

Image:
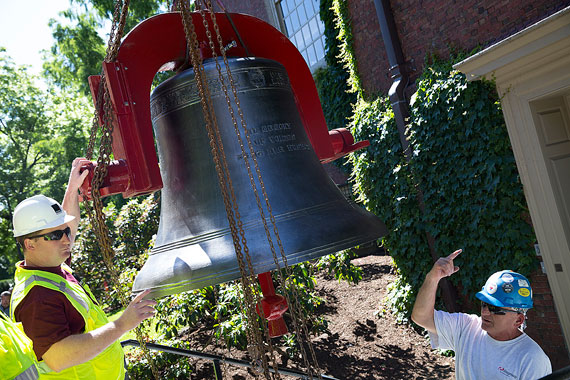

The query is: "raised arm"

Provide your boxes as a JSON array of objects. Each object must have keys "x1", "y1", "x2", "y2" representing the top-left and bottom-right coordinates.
[
  {"x1": 41, "y1": 290, "x2": 156, "y2": 372},
  {"x1": 61, "y1": 157, "x2": 91, "y2": 240},
  {"x1": 411, "y1": 249, "x2": 461, "y2": 334}
]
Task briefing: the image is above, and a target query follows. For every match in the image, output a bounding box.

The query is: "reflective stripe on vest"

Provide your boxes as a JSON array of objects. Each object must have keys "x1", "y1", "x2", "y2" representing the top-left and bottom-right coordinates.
[
  {"x1": 0, "y1": 313, "x2": 39, "y2": 380},
  {"x1": 11, "y1": 274, "x2": 89, "y2": 312},
  {"x1": 11, "y1": 263, "x2": 126, "y2": 379},
  {"x1": 14, "y1": 364, "x2": 39, "y2": 380}
]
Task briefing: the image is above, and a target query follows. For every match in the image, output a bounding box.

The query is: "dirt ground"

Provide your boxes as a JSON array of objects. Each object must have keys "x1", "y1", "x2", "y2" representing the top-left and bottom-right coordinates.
[{"x1": 185, "y1": 254, "x2": 455, "y2": 379}]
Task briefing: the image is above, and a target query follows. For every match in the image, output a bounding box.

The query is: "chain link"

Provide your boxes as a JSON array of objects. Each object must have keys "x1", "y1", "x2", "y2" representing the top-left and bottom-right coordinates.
[
  {"x1": 82, "y1": 1, "x2": 160, "y2": 378},
  {"x1": 178, "y1": 3, "x2": 275, "y2": 377},
  {"x1": 199, "y1": 2, "x2": 323, "y2": 378}
]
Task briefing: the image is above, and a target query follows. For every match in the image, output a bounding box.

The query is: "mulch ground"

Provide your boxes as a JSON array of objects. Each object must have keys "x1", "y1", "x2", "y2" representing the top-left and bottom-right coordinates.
[{"x1": 182, "y1": 254, "x2": 455, "y2": 379}]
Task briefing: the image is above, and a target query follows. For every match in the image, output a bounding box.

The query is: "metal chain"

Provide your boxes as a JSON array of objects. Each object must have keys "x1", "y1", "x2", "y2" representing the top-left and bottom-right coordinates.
[
  {"x1": 177, "y1": 3, "x2": 274, "y2": 378},
  {"x1": 202, "y1": 3, "x2": 323, "y2": 378},
  {"x1": 196, "y1": 6, "x2": 284, "y2": 379},
  {"x1": 196, "y1": 3, "x2": 288, "y2": 379},
  {"x1": 82, "y1": 1, "x2": 160, "y2": 379}
]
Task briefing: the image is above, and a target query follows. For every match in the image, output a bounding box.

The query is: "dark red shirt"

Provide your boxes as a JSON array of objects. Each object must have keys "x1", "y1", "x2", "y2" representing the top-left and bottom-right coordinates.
[{"x1": 14, "y1": 262, "x2": 87, "y2": 360}]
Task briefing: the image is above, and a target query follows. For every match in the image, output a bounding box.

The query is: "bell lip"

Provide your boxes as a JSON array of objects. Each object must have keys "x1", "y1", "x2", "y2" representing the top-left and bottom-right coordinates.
[{"x1": 133, "y1": 231, "x2": 386, "y2": 300}]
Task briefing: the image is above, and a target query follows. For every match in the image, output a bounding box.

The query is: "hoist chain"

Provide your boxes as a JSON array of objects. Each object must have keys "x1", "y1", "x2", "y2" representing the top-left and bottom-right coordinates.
[
  {"x1": 196, "y1": 5, "x2": 287, "y2": 378},
  {"x1": 178, "y1": 2, "x2": 273, "y2": 378},
  {"x1": 82, "y1": 1, "x2": 160, "y2": 379},
  {"x1": 196, "y1": 3, "x2": 284, "y2": 379},
  {"x1": 198, "y1": 2, "x2": 323, "y2": 378}
]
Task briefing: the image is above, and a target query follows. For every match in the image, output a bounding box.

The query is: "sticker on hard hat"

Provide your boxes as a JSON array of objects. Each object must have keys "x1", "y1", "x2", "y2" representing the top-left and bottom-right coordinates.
[
  {"x1": 518, "y1": 279, "x2": 529, "y2": 287},
  {"x1": 501, "y1": 273, "x2": 514, "y2": 283},
  {"x1": 518, "y1": 288, "x2": 530, "y2": 297},
  {"x1": 486, "y1": 282, "x2": 497, "y2": 294},
  {"x1": 502, "y1": 283, "x2": 514, "y2": 293}
]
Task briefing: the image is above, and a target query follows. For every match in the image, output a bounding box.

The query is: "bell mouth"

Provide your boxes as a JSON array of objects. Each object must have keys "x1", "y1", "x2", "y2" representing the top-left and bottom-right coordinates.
[{"x1": 134, "y1": 197, "x2": 386, "y2": 299}]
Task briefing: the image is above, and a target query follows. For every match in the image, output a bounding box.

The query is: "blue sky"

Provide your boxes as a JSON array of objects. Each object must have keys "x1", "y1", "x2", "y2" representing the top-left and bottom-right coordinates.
[{"x1": 0, "y1": 0, "x2": 74, "y2": 74}]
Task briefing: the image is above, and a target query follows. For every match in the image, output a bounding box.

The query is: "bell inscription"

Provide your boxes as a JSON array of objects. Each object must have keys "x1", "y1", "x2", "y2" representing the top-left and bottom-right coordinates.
[{"x1": 134, "y1": 57, "x2": 388, "y2": 299}]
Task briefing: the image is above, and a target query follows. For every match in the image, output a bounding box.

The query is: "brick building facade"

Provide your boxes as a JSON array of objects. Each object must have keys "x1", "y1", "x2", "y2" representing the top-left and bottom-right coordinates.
[
  {"x1": 215, "y1": 0, "x2": 570, "y2": 369},
  {"x1": 348, "y1": 0, "x2": 569, "y2": 96}
]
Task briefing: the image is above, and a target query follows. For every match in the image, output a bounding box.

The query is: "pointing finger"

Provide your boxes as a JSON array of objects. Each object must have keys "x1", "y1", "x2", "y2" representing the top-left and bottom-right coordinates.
[{"x1": 448, "y1": 249, "x2": 462, "y2": 260}]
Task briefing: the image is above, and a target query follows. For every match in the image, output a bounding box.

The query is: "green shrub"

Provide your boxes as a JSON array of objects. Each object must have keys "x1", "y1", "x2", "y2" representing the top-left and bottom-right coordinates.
[
  {"x1": 126, "y1": 340, "x2": 193, "y2": 380},
  {"x1": 73, "y1": 195, "x2": 158, "y2": 312},
  {"x1": 349, "y1": 57, "x2": 538, "y2": 320}
]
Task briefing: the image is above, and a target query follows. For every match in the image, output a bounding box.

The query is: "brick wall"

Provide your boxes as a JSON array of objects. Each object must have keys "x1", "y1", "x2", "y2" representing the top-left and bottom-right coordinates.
[
  {"x1": 215, "y1": 0, "x2": 273, "y2": 24},
  {"x1": 350, "y1": 0, "x2": 570, "y2": 96},
  {"x1": 527, "y1": 265, "x2": 570, "y2": 369}
]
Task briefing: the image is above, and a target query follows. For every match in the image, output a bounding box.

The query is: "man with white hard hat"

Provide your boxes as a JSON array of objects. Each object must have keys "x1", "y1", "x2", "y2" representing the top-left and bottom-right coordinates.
[
  {"x1": 411, "y1": 249, "x2": 552, "y2": 380},
  {"x1": 10, "y1": 157, "x2": 156, "y2": 379}
]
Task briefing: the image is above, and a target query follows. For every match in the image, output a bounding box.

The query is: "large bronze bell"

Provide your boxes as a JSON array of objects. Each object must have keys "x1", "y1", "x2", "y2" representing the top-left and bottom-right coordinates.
[{"x1": 132, "y1": 57, "x2": 387, "y2": 298}]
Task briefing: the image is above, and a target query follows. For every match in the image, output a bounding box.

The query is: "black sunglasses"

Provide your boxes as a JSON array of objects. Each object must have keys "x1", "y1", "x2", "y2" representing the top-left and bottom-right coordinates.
[
  {"x1": 481, "y1": 301, "x2": 519, "y2": 315},
  {"x1": 28, "y1": 227, "x2": 71, "y2": 241}
]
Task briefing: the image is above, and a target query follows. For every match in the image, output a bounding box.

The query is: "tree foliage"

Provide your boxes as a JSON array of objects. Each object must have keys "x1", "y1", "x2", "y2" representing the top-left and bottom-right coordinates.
[
  {"x1": 43, "y1": 12, "x2": 106, "y2": 95},
  {"x1": 78, "y1": 0, "x2": 170, "y2": 31},
  {"x1": 43, "y1": 0, "x2": 170, "y2": 96},
  {"x1": 0, "y1": 50, "x2": 90, "y2": 278}
]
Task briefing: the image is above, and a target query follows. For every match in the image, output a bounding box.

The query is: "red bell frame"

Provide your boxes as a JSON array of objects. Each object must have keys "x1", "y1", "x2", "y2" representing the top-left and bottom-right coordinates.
[{"x1": 84, "y1": 11, "x2": 369, "y2": 199}]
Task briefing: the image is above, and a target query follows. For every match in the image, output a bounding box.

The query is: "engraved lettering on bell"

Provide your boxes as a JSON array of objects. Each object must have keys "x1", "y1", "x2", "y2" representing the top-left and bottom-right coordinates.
[
  {"x1": 253, "y1": 137, "x2": 266, "y2": 146},
  {"x1": 249, "y1": 69, "x2": 266, "y2": 87},
  {"x1": 150, "y1": 66, "x2": 292, "y2": 121},
  {"x1": 287, "y1": 143, "x2": 311, "y2": 152},
  {"x1": 268, "y1": 134, "x2": 296, "y2": 143},
  {"x1": 270, "y1": 71, "x2": 289, "y2": 87},
  {"x1": 260, "y1": 123, "x2": 291, "y2": 133},
  {"x1": 267, "y1": 146, "x2": 285, "y2": 156}
]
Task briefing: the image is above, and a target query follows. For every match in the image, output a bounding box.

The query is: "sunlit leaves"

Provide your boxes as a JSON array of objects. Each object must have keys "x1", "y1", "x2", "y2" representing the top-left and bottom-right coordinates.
[
  {"x1": 44, "y1": 0, "x2": 171, "y2": 96},
  {"x1": 0, "y1": 51, "x2": 90, "y2": 276},
  {"x1": 43, "y1": 12, "x2": 106, "y2": 95}
]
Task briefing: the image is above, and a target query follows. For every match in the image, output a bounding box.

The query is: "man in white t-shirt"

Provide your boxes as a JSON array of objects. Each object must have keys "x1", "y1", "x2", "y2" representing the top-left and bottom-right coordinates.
[{"x1": 411, "y1": 249, "x2": 552, "y2": 380}]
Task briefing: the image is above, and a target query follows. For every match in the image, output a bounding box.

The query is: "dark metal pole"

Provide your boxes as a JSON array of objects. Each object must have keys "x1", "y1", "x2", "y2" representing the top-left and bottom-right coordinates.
[
  {"x1": 538, "y1": 365, "x2": 570, "y2": 380},
  {"x1": 213, "y1": 359, "x2": 223, "y2": 380},
  {"x1": 373, "y1": 0, "x2": 458, "y2": 312},
  {"x1": 121, "y1": 340, "x2": 339, "y2": 380}
]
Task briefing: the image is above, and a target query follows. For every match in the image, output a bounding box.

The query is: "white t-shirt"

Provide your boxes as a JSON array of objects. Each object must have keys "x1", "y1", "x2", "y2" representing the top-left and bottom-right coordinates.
[{"x1": 429, "y1": 310, "x2": 552, "y2": 380}]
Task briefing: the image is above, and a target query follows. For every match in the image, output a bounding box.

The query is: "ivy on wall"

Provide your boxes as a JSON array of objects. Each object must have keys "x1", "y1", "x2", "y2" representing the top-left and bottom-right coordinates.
[
  {"x1": 351, "y1": 58, "x2": 538, "y2": 319},
  {"x1": 318, "y1": 0, "x2": 539, "y2": 320},
  {"x1": 406, "y1": 60, "x2": 537, "y2": 297},
  {"x1": 315, "y1": 0, "x2": 357, "y2": 131}
]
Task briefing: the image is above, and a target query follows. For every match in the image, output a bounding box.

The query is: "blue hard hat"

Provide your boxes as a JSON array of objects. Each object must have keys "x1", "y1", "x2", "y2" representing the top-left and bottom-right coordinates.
[{"x1": 475, "y1": 270, "x2": 533, "y2": 309}]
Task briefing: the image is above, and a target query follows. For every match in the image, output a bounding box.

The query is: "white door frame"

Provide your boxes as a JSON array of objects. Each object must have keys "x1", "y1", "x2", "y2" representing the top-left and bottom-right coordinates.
[{"x1": 455, "y1": 7, "x2": 570, "y2": 351}]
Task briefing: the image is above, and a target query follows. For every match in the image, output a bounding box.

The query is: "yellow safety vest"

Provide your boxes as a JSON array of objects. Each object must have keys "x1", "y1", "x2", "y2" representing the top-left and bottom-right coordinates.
[
  {"x1": 0, "y1": 312, "x2": 39, "y2": 380},
  {"x1": 11, "y1": 262, "x2": 126, "y2": 380}
]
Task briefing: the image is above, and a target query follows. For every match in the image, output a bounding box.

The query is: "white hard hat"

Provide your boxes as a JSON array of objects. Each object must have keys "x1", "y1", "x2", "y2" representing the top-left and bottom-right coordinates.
[{"x1": 13, "y1": 195, "x2": 75, "y2": 237}]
